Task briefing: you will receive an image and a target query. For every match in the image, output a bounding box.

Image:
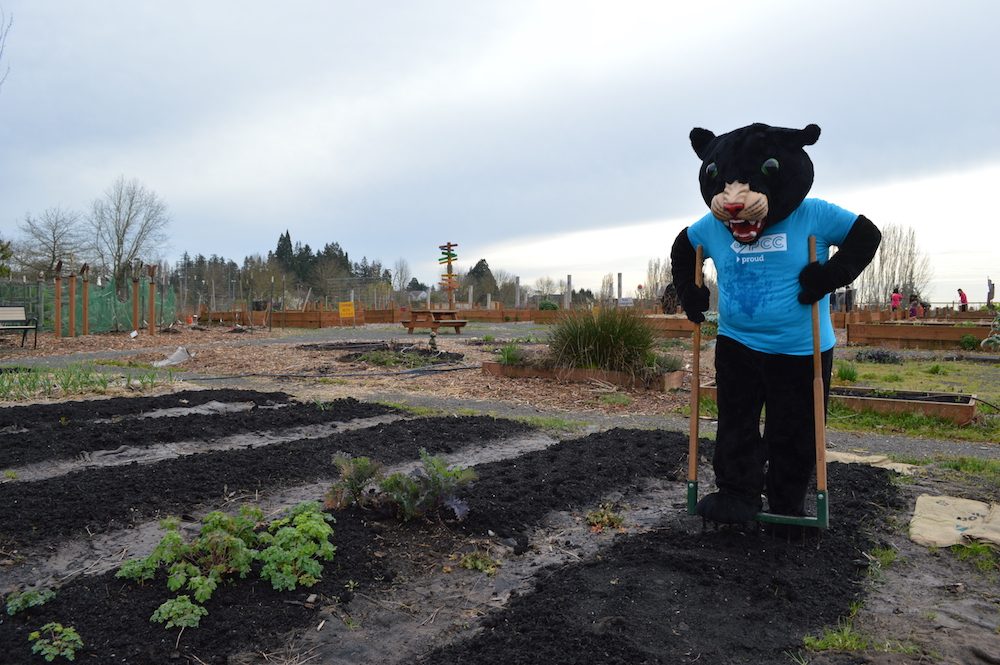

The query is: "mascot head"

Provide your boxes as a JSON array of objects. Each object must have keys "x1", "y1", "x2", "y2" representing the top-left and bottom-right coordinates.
[{"x1": 690, "y1": 123, "x2": 820, "y2": 244}]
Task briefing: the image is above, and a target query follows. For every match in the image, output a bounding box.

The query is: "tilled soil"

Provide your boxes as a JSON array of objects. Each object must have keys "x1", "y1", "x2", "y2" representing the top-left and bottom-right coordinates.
[{"x1": 1, "y1": 389, "x2": 997, "y2": 665}]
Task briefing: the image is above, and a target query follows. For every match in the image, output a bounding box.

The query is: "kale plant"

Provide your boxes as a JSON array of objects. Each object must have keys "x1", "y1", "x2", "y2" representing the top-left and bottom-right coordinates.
[
  {"x1": 326, "y1": 454, "x2": 384, "y2": 509},
  {"x1": 379, "y1": 449, "x2": 477, "y2": 521}
]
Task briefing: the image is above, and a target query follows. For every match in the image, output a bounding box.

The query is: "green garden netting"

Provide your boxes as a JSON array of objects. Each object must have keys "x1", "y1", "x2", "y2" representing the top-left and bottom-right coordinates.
[{"x1": 0, "y1": 278, "x2": 177, "y2": 334}]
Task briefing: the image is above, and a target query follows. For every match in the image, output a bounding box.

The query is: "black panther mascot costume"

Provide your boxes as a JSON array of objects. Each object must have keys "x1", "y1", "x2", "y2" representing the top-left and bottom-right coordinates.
[{"x1": 670, "y1": 123, "x2": 881, "y2": 524}]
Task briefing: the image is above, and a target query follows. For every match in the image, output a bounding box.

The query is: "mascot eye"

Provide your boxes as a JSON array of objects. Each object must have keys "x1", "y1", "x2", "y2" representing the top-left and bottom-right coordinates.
[
  {"x1": 761, "y1": 158, "x2": 780, "y2": 176},
  {"x1": 705, "y1": 162, "x2": 718, "y2": 179}
]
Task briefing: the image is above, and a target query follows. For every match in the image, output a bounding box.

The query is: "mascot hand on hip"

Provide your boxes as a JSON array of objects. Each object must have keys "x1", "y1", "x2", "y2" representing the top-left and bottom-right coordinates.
[{"x1": 670, "y1": 123, "x2": 881, "y2": 524}]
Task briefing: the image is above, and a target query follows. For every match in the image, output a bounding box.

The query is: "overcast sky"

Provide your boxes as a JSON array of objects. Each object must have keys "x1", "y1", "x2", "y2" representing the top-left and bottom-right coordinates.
[{"x1": 1, "y1": 1, "x2": 996, "y2": 304}]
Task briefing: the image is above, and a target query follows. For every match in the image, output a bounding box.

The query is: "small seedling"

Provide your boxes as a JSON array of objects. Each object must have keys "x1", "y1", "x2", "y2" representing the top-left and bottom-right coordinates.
[
  {"x1": 459, "y1": 550, "x2": 500, "y2": 576},
  {"x1": 586, "y1": 503, "x2": 625, "y2": 533},
  {"x1": 151, "y1": 595, "x2": 208, "y2": 630},
  {"x1": 3, "y1": 469, "x2": 16, "y2": 480},
  {"x1": 28, "y1": 622, "x2": 83, "y2": 662}
]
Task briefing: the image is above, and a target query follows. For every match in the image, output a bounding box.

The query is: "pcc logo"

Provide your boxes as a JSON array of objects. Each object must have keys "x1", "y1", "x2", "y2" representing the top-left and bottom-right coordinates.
[{"x1": 730, "y1": 233, "x2": 787, "y2": 254}]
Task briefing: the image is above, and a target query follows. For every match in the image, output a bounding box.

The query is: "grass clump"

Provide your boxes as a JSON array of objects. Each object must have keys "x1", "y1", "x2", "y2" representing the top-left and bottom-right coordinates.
[
  {"x1": 950, "y1": 542, "x2": 998, "y2": 575},
  {"x1": 497, "y1": 342, "x2": 524, "y2": 366},
  {"x1": 548, "y1": 308, "x2": 656, "y2": 374},
  {"x1": 836, "y1": 361, "x2": 858, "y2": 382},
  {"x1": 598, "y1": 393, "x2": 632, "y2": 406}
]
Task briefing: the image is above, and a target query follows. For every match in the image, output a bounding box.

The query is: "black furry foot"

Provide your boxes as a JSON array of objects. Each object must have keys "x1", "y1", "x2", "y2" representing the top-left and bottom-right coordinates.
[{"x1": 695, "y1": 491, "x2": 762, "y2": 524}]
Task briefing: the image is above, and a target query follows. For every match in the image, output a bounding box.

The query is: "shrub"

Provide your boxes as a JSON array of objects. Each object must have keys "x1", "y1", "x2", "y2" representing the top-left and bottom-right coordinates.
[
  {"x1": 28, "y1": 623, "x2": 83, "y2": 662},
  {"x1": 855, "y1": 348, "x2": 903, "y2": 364},
  {"x1": 959, "y1": 334, "x2": 979, "y2": 351},
  {"x1": 538, "y1": 300, "x2": 559, "y2": 311},
  {"x1": 548, "y1": 308, "x2": 655, "y2": 374}
]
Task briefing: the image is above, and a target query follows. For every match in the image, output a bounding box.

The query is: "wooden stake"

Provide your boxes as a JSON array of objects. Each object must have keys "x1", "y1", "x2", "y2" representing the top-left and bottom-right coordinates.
[{"x1": 688, "y1": 245, "x2": 704, "y2": 491}]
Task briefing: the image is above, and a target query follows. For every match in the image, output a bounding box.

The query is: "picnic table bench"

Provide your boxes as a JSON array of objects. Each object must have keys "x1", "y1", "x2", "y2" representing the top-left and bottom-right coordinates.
[
  {"x1": 0, "y1": 306, "x2": 39, "y2": 348},
  {"x1": 402, "y1": 309, "x2": 468, "y2": 334}
]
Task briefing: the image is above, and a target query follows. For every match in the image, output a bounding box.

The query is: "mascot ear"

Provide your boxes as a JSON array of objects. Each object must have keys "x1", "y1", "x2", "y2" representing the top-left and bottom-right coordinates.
[
  {"x1": 690, "y1": 128, "x2": 716, "y2": 160},
  {"x1": 799, "y1": 124, "x2": 821, "y2": 146}
]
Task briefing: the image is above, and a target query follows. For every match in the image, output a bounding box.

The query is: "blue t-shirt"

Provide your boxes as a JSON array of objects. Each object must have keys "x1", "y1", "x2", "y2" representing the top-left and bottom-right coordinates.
[{"x1": 686, "y1": 198, "x2": 857, "y2": 355}]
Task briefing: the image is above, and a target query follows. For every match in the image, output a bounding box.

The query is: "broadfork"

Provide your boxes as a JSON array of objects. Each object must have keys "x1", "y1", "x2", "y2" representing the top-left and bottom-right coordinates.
[{"x1": 686, "y1": 236, "x2": 829, "y2": 529}]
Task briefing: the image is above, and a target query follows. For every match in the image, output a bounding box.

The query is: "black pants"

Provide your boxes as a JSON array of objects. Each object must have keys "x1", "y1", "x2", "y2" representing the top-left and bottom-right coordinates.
[{"x1": 713, "y1": 335, "x2": 833, "y2": 514}]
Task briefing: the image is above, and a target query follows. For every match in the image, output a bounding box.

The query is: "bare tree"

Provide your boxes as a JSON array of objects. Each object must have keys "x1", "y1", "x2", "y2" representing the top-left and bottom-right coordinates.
[
  {"x1": 534, "y1": 276, "x2": 556, "y2": 301},
  {"x1": 16, "y1": 208, "x2": 84, "y2": 274},
  {"x1": 854, "y1": 223, "x2": 932, "y2": 306},
  {"x1": 0, "y1": 9, "x2": 11, "y2": 92},
  {"x1": 391, "y1": 257, "x2": 411, "y2": 296},
  {"x1": 599, "y1": 273, "x2": 615, "y2": 304},
  {"x1": 89, "y1": 176, "x2": 170, "y2": 300},
  {"x1": 644, "y1": 257, "x2": 672, "y2": 304}
]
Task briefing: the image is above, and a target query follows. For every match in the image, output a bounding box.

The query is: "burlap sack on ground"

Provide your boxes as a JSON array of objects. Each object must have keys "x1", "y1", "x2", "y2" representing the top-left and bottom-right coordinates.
[
  {"x1": 827, "y1": 451, "x2": 918, "y2": 475},
  {"x1": 909, "y1": 494, "x2": 1000, "y2": 548}
]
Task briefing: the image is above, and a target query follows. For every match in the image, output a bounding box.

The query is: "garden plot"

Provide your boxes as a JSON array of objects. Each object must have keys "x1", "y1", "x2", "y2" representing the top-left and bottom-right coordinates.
[{"x1": 1, "y1": 389, "x2": 996, "y2": 664}]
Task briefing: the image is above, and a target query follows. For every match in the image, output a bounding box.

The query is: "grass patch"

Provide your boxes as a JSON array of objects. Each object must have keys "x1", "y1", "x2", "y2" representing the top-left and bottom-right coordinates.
[
  {"x1": 950, "y1": 542, "x2": 998, "y2": 575},
  {"x1": 598, "y1": 393, "x2": 632, "y2": 406},
  {"x1": 935, "y1": 456, "x2": 1000, "y2": 485},
  {"x1": 375, "y1": 402, "x2": 444, "y2": 417},
  {"x1": 93, "y1": 358, "x2": 155, "y2": 369},
  {"x1": 511, "y1": 414, "x2": 586, "y2": 433},
  {"x1": 826, "y1": 402, "x2": 1000, "y2": 443}
]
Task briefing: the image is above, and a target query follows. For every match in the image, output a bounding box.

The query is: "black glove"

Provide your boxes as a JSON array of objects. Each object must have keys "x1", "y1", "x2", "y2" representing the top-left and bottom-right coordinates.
[
  {"x1": 670, "y1": 228, "x2": 711, "y2": 324},
  {"x1": 796, "y1": 215, "x2": 881, "y2": 305}
]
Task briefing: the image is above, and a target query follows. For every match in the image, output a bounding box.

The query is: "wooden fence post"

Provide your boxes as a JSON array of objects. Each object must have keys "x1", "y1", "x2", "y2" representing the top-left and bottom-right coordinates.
[
  {"x1": 147, "y1": 265, "x2": 157, "y2": 335},
  {"x1": 81, "y1": 266, "x2": 90, "y2": 336},
  {"x1": 54, "y1": 272, "x2": 63, "y2": 338},
  {"x1": 67, "y1": 273, "x2": 77, "y2": 337},
  {"x1": 132, "y1": 277, "x2": 140, "y2": 332}
]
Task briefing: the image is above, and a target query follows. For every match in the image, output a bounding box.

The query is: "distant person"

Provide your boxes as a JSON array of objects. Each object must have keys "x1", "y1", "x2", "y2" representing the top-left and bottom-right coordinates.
[
  {"x1": 988, "y1": 277, "x2": 995, "y2": 308},
  {"x1": 890, "y1": 287, "x2": 903, "y2": 312},
  {"x1": 908, "y1": 295, "x2": 919, "y2": 319},
  {"x1": 958, "y1": 288, "x2": 968, "y2": 312}
]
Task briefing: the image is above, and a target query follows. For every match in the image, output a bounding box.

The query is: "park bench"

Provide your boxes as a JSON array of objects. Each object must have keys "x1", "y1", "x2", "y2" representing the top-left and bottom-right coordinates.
[{"x1": 0, "y1": 306, "x2": 39, "y2": 348}]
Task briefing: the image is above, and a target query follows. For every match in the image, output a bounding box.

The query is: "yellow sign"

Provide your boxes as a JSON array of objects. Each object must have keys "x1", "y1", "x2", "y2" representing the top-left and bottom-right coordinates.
[{"x1": 338, "y1": 301, "x2": 355, "y2": 319}]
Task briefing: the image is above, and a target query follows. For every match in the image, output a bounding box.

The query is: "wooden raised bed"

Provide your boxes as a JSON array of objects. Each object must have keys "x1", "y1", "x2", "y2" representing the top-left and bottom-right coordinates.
[
  {"x1": 847, "y1": 322, "x2": 990, "y2": 350},
  {"x1": 698, "y1": 383, "x2": 977, "y2": 425},
  {"x1": 482, "y1": 361, "x2": 685, "y2": 392}
]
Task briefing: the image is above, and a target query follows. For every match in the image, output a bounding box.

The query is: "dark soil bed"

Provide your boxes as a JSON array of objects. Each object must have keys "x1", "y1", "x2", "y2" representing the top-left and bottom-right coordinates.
[
  {"x1": 0, "y1": 391, "x2": 903, "y2": 664},
  {"x1": 0, "y1": 396, "x2": 391, "y2": 468},
  {"x1": 1, "y1": 409, "x2": 532, "y2": 549}
]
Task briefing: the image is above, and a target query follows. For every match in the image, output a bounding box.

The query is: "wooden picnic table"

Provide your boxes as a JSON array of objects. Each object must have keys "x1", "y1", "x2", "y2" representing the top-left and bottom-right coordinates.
[{"x1": 402, "y1": 309, "x2": 468, "y2": 334}]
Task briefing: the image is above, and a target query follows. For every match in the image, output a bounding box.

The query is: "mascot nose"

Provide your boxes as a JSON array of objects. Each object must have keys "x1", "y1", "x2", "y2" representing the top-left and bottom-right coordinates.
[{"x1": 723, "y1": 203, "x2": 744, "y2": 218}]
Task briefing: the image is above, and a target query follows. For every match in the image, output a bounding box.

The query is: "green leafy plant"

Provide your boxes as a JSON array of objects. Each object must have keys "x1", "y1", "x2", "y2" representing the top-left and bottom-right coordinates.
[
  {"x1": 538, "y1": 300, "x2": 559, "y2": 311},
  {"x1": 257, "y1": 501, "x2": 336, "y2": 591},
  {"x1": 117, "y1": 507, "x2": 262, "y2": 602},
  {"x1": 925, "y1": 364, "x2": 946, "y2": 375},
  {"x1": 28, "y1": 622, "x2": 83, "y2": 662},
  {"x1": 6, "y1": 587, "x2": 56, "y2": 615},
  {"x1": 3, "y1": 469, "x2": 17, "y2": 480},
  {"x1": 150, "y1": 595, "x2": 208, "y2": 629}
]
